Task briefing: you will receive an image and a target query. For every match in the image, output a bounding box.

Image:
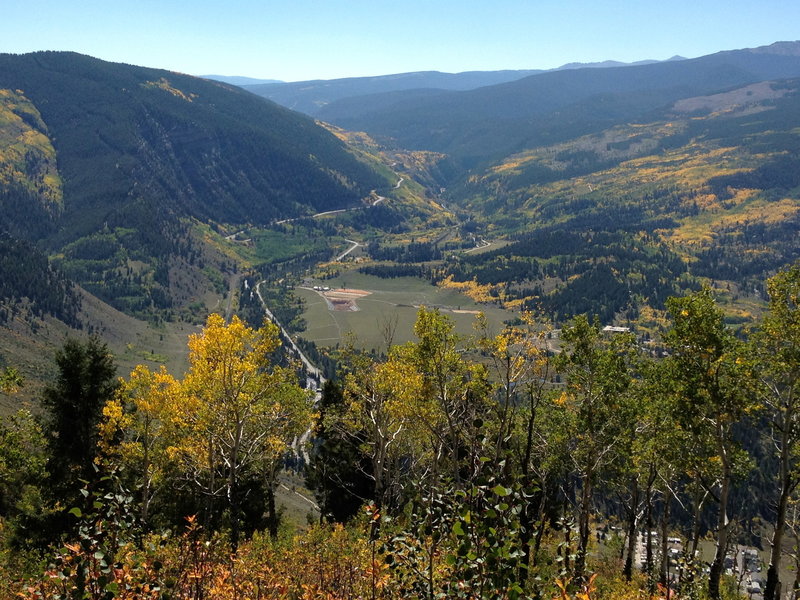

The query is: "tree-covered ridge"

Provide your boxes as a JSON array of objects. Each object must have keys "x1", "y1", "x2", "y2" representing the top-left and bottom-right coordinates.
[
  {"x1": 0, "y1": 51, "x2": 385, "y2": 232},
  {"x1": 432, "y1": 79, "x2": 800, "y2": 324},
  {"x1": 0, "y1": 89, "x2": 61, "y2": 209},
  {"x1": 0, "y1": 89, "x2": 63, "y2": 241}
]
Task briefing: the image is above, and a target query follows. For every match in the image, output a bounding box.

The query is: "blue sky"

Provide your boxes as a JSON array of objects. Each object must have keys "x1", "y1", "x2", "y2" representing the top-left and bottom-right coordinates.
[{"x1": 2, "y1": 0, "x2": 798, "y2": 81}]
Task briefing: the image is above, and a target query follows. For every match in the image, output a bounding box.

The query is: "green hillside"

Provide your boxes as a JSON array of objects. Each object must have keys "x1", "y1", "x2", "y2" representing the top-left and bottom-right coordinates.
[
  {"x1": 0, "y1": 51, "x2": 390, "y2": 318},
  {"x1": 0, "y1": 52, "x2": 384, "y2": 231},
  {"x1": 440, "y1": 78, "x2": 800, "y2": 325},
  {"x1": 318, "y1": 42, "x2": 800, "y2": 169}
]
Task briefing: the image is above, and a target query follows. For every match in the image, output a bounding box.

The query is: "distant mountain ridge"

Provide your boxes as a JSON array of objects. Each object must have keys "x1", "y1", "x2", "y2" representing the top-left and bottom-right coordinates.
[
  {"x1": 555, "y1": 56, "x2": 686, "y2": 70},
  {"x1": 243, "y1": 70, "x2": 542, "y2": 115},
  {"x1": 312, "y1": 41, "x2": 800, "y2": 168},
  {"x1": 243, "y1": 56, "x2": 689, "y2": 117}
]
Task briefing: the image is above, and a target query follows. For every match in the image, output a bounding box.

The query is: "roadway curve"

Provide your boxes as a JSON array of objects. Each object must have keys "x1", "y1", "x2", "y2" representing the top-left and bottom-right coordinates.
[{"x1": 335, "y1": 239, "x2": 361, "y2": 261}]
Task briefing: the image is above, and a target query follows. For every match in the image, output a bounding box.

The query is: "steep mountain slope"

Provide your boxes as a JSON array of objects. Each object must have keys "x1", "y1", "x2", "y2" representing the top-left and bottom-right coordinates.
[
  {"x1": 0, "y1": 52, "x2": 383, "y2": 232},
  {"x1": 0, "y1": 51, "x2": 387, "y2": 317},
  {"x1": 317, "y1": 42, "x2": 800, "y2": 168}
]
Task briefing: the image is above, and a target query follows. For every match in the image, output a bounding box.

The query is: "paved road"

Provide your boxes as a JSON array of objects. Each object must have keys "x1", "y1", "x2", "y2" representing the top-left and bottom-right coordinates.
[
  {"x1": 273, "y1": 178, "x2": 400, "y2": 225},
  {"x1": 335, "y1": 239, "x2": 361, "y2": 261},
  {"x1": 255, "y1": 281, "x2": 324, "y2": 383},
  {"x1": 255, "y1": 281, "x2": 325, "y2": 466}
]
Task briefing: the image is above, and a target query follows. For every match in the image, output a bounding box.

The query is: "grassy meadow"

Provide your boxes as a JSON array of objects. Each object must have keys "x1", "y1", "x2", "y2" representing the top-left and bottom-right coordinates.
[{"x1": 295, "y1": 271, "x2": 514, "y2": 351}]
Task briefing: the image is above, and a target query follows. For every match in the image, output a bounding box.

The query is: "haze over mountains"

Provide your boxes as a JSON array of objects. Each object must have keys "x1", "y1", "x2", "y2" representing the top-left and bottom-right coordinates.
[
  {"x1": 201, "y1": 75, "x2": 284, "y2": 86},
  {"x1": 241, "y1": 55, "x2": 688, "y2": 117}
]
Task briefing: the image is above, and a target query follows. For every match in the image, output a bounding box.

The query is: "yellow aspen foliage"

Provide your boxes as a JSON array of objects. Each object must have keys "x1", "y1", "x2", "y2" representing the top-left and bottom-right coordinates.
[
  {"x1": 102, "y1": 314, "x2": 312, "y2": 549},
  {"x1": 179, "y1": 314, "x2": 311, "y2": 516},
  {"x1": 99, "y1": 364, "x2": 184, "y2": 524},
  {"x1": 437, "y1": 275, "x2": 498, "y2": 304}
]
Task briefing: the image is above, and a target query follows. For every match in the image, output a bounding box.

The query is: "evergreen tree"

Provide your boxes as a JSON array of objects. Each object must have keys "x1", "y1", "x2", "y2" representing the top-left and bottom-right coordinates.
[
  {"x1": 306, "y1": 380, "x2": 374, "y2": 522},
  {"x1": 42, "y1": 337, "x2": 118, "y2": 509}
]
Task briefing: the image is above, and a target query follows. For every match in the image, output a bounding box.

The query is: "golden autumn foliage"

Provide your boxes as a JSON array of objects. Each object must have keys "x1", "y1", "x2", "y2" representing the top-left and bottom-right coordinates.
[
  {"x1": 0, "y1": 89, "x2": 62, "y2": 207},
  {"x1": 140, "y1": 78, "x2": 198, "y2": 102},
  {"x1": 99, "y1": 364, "x2": 182, "y2": 523},
  {"x1": 437, "y1": 274, "x2": 498, "y2": 304},
  {"x1": 99, "y1": 314, "x2": 313, "y2": 549},
  {"x1": 16, "y1": 514, "x2": 388, "y2": 600}
]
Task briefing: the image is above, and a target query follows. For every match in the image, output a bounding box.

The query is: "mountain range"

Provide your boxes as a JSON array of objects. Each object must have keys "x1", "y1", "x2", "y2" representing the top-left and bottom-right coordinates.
[
  {"x1": 310, "y1": 41, "x2": 800, "y2": 168},
  {"x1": 242, "y1": 56, "x2": 689, "y2": 117},
  {"x1": 1, "y1": 42, "x2": 800, "y2": 393}
]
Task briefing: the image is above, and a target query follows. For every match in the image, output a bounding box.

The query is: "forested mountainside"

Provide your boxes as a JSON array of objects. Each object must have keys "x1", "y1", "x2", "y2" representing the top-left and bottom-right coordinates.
[
  {"x1": 316, "y1": 42, "x2": 800, "y2": 168},
  {"x1": 0, "y1": 51, "x2": 387, "y2": 319},
  {"x1": 0, "y1": 52, "x2": 383, "y2": 232},
  {"x1": 433, "y1": 77, "x2": 800, "y2": 325}
]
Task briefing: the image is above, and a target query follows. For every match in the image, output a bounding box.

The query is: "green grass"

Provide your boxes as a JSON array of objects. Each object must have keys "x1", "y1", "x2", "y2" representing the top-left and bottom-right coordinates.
[
  {"x1": 296, "y1": 271, "x2": 515, "y2": 351},
  {"x1": 253, "y1": 230, "x2": 331, "y2": 264}
]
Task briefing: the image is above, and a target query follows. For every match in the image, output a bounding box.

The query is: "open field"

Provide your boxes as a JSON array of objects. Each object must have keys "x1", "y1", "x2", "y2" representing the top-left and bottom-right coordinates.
[{"x1": 295, "y1": 271, "x2": 514, "y2": 351}]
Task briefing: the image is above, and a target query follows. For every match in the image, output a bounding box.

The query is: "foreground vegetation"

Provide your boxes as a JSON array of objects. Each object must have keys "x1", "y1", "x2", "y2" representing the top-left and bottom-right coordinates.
[{"x1": 1, "y1": 261, "x2": 800, "y2": 599}]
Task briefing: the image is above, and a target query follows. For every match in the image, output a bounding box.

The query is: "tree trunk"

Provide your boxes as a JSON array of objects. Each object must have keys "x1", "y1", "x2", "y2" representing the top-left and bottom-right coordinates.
[
  {"x1": 229, "y1": 462, "x2": 239, "y2": 553},
  {"x1": 683, "y1": 492, "x2": 705, "y2": 587},
  {"x1": 205, "y1": 435, "x2": 215, "y2": 532},
  {"x1": 709, "y1": 462, "x2": 732, "y2": 600},
  {"x1": 659, "y1": 498, "x2": 671, "y2": 587},
  {"x1": 519, "y1": 486, "x2": 537, "y2": 577},
  {"x1": 519, "y1": 390, "x2": 540, "y2": 574},
  {"x1": 266, "y1": 481, "x2": 278, "y2": 537},
  {"x1": 644, "y1": 480, "x2": 654, "y2": 580},
  {"x1": 574, "y1": 476, "x2": 592, "y2": 581},
  {"x1": 766, "y1": 411, "x2": 794, "y2": 600},
  {"x1": 624, "y1": 477, "x2": 640, "y2": 581},
  {"x1": 533, "y1": 508, "x2": 547, "y2": 567}
]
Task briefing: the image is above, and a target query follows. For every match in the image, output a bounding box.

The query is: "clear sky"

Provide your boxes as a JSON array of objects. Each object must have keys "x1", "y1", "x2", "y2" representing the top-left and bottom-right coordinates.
[{"x1": 2, "y1": 0, "x2": 798, "y2": 82}]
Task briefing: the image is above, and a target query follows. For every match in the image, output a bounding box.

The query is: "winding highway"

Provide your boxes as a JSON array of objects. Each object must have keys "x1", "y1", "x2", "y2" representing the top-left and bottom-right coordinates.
[
  {"x1": 274, "y1": 176, "x2": 403, "y2": 224},
  {"x1": 255, "y1": 281, "x2": 324, "y2": 466},
  {"x1": 255, "y1": 281, "x2": 324, "y2": 384}
]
